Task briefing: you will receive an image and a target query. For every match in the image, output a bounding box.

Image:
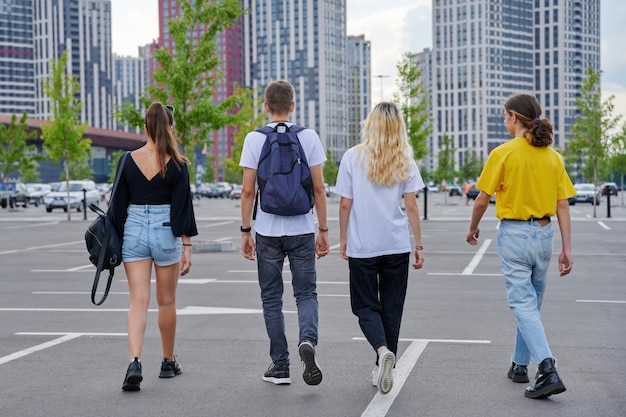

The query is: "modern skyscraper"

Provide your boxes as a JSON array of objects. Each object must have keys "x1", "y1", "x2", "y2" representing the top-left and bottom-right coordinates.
[
  {"x1": 0, "y1": 0, "x2": 35, "y2": 116},
  {"x1": 431, "y1": 0, "x2": 600, "y2": 172},
  {"x1": 112, "y1": 52, "x2": 149, "y2": 133},
  {"x1": 347, "y1": 34, "x2": 372, "y2": 151},
  {"x1": 242, "y1": 0, "x2": 349, "y2": 159},
  {"x1": 33, "y1": 0, "x2": 114, "y2": 129}
]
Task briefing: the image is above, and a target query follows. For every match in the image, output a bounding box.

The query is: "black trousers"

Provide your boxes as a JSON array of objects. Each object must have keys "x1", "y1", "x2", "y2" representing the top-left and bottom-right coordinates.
[{"x1": 348, "y1": 253, "x2": 409, "y2": 364}]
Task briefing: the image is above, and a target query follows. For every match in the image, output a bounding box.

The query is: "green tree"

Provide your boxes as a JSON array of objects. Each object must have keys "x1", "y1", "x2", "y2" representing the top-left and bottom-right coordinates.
[
  {"x1": 0, "y1": 112, "x2": 40, "y2": 184},
  {"x1": 65, "y1": 155, "x2": 93, "y2": 181},
  {"x1": 203, "y1": 154, "x2": 216, "y2": 183},
  {"x1": 433, "y1": 135, "x2": 456, "y2": 203},
  {"x1": 116, "y1": 0, "x2": 248, "y2": 181},
  {"x1": 609, "y1": 123, "x2": 626, "y2": 205},
  {"x1": 41, "y1": 50, "x2": 90, "y2": 220},
  {"x1": 107, "y1": 150, "x2": 126, "y2": 183},
  {"x1": 393, "y1": 52, "x2": 432, "y2": 161},
  {"x1": 223, "y1": 86, "x2": 265, "y2": 184},
  {"x1": 323, "y1": 148, "x2": 339, "y2": 186},
  {"x1": 457, "y1": 149, "x2": 483, "y2": 182},
  {"x1": 567, "y1": 67, "x2": 622, "y2": 215}
]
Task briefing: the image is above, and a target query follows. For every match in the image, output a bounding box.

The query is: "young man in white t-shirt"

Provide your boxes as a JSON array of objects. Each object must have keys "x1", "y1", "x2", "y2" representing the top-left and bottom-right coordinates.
[{"x1": 239, "y1": 80, "x2": 329, "y2": 386}]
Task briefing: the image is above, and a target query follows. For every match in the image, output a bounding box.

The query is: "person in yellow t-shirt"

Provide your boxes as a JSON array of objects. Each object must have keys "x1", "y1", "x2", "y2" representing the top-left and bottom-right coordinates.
[{"x1": 465, "y1": 93, "x2": 576, "y2": 400}]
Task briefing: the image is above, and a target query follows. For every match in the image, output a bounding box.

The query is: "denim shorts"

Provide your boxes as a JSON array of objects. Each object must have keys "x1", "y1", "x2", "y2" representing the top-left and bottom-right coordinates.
[{"x1": 122, "y1": 204, "x2": 181, "y2": 266}]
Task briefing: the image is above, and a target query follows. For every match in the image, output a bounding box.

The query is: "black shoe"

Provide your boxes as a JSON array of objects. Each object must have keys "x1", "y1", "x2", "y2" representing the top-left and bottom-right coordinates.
[
  {"x1": 159, "y1": 357, "x2": 182, "y2": 378},
  {"x1": 298, "y1": 341, "x2": 322, "y2": 385},
  {"x1": 122, "y1": 357, "x2": 143, "y2": 391},
  {"x1": 525, "y1": 358, "x2": 567, "y2": 399},
  {"x1": 263, "y1": 363, "x2": 291, "y2": 385},
  {"x1": 508, "y1": 362, "x2": 529, "y2": 383}
]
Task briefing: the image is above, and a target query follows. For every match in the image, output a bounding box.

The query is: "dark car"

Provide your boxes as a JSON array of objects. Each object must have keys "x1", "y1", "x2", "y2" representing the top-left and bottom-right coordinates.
[
  {"x1": 0, "y1": 181, "x2": 30, "y2": 209},
  {"x1": 466, "y1": 186, "x2": 480, "y2": 200},
  {"x1": 601, "y1": 182, "x2": 618, "y2": 196},
  {"x1": 448, "y1": 186, "x2": 462, "y2": 197}
]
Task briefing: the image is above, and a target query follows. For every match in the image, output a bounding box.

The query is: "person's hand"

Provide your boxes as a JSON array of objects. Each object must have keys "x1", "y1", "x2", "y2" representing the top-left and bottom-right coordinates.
[
  {"x1": 180, "y1": 247, "x2": 192, "y2": 275},
  {"x1": 466, "y1": 228, "x2": 480, "y2": 245},
  {"x1": 558, "y1": 249, "x2": 573, "y2": 276},
  {"x1": 316, "y1": 232, "x2": 329, "y2": 259},
  {"x1": 412, "y1": 249, "x2": 424, "y2": 269},
  {"x1": 340, "y1": 240, "x2": 348, "y2": 260},
  {"x1": 241, "y1": 234, "x2": 256, "y2": 261}
]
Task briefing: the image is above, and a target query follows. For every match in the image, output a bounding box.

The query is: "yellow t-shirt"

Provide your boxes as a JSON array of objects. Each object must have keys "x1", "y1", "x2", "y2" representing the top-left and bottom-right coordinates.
[{"x1": 476, "y1": 137, "x2": 576, "y2": 220}]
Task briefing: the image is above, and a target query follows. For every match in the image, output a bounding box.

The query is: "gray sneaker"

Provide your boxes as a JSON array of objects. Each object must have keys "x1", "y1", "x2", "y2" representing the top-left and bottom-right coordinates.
[{"x1": 298, "y1": 341, "x2": 322, "y2": 385}]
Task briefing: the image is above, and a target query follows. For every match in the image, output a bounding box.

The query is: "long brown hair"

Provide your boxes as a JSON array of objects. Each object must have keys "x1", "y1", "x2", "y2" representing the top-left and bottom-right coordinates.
[
  {"x1": 504, "y1": 93, "x2": 553, "y2": 147},
  {"x1": 144, "y1": 102, "x2": 190, "y2": 177}
]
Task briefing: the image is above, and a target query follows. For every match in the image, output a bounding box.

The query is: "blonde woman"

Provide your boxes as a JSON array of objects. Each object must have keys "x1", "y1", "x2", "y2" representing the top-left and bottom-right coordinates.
[
  {"x1": 110, "y1": 102, "x2": 197, "y2": 391},
  {"x1": 335, "y1": 102, "x2": 425, "y2": 394}
]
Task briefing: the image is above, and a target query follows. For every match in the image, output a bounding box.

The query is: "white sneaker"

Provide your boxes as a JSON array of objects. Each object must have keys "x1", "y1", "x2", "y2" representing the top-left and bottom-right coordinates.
[
  {"x1": 377, "y1": 349, "x2": 395, "y2": 394},
  {"x1": 371, "y1": 366, "x2": 379, "y2": 386}
]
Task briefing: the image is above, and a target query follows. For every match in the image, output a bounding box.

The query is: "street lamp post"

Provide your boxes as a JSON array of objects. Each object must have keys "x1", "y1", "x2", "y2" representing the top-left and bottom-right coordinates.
[{"x1": 374, "y1": 74, "x2": 390, "y2": 102}]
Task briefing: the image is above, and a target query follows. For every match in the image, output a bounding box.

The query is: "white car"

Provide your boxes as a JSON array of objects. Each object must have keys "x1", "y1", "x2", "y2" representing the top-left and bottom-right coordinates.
[
  {"x1": 44, "y1": 180, "x2": 100, "y2": 212},
  {"x1": 26, "y1": 183, "x2": 52, "y2": 207}
]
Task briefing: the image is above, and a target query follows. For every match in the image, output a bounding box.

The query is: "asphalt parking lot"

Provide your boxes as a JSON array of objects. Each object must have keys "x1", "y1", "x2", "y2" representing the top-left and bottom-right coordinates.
[{"x1": 0, "y1": 193, "x2": 625, "y2": 417}]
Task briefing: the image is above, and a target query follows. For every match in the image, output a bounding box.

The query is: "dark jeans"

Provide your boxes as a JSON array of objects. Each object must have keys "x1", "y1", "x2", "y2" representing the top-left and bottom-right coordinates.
[
  {"x1": 255, "y1": 233, "x2": 318, "y2": 366},
  {"x1": 349, "y1": 253, "x2": 409, "y2": 364}
]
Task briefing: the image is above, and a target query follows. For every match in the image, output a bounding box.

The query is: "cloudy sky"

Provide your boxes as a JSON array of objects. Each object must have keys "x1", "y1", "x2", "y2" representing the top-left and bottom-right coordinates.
[{"x1": 111, "y1": 0, "x2": 626, "y2": 121}]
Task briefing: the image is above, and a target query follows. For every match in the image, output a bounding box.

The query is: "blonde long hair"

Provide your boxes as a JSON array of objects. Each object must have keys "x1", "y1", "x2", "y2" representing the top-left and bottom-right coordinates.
[
  {"x1": 144, "y1": 102, "x2": 190, "y2": 177},
  {"x1": 355, "y1": 102, "x2": 414, "y2": 187}
]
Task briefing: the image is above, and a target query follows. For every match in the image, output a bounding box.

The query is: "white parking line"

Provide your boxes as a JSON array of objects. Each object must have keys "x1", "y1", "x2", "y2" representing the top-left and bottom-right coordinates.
[
  {"x1": 355, "y1": 337, "x2": 491, "y2": 417},
  {"x1": 597, "y1": 221, "x2": 611, "y2": 230},
  {"x1": 576, "y1": 300, "x2": 626, "y2": 304},
  {"x1": 462, "y1": 239, "x2": 492, "y2": 275}
]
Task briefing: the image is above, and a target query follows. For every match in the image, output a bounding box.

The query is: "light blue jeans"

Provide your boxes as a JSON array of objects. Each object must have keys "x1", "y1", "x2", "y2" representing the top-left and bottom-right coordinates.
[
  {"x1": 497, "y1": 220, "x2": 554, "y2": 366},
  {"x1": 255, "y1": 233, "x2": 318, "y2": 367}
]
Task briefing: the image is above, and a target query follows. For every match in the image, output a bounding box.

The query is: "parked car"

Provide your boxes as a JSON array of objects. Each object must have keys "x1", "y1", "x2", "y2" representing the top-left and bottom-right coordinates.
[
  {"x1": 448, "y1": 185, "x2": 462, "y2": 197},
  {"x1": 43, "y1": 180, "x2": 100, "y2": 212},
  {"x1": 229, "y1": 184, "x2": 242, "y2": 200},
  {"x1": 466, "y1": 186, "x2": 480, "y2": 200},
  {"x1": 0, "y1": 181, "x2": 30, "y2": 208},
  {"x1": 573, "y1": 183, "x2": 601, "y2": 205},
  {"x1": 26, "y1": 183, "x2": 52, "y2": 207},
  {"x1": 213, "y1": 182, "x2": 233, "y2": 198},
  {"x1": 601, "y1": 182, "x2": 618, "y2": 196}
]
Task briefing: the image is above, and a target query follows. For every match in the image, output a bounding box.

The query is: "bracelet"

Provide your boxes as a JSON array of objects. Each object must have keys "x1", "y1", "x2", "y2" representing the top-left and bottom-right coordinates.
[
  {"x1": 318, "y1": 227, "x2": 329, "y2": 232},
  {"x1": 415, "y1": 245, "x2": 423, "y2": 250},
  {"x1": 240, "y1": 226, "x2": 252, "y2": 233},
  {"x1": 182, "y1": 243, "x2": 192, "y2": 247}
]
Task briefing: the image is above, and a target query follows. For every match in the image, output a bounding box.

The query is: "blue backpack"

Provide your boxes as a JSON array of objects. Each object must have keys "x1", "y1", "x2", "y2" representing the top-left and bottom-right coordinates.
[{"x1": 254, "y1": 123, "x2": 314, "y2": 217}]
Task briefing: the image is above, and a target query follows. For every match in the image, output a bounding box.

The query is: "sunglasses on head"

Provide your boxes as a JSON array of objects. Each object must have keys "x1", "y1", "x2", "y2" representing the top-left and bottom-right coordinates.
[{"x1": 165, "y1": 105, "x2": 174, "y2": 113}]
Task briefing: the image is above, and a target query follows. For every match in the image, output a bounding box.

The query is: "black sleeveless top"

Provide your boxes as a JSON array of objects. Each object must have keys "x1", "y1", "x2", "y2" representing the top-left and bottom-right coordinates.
[{"x1": 110, "y1": 153, "x2": 198, "y2": 239}]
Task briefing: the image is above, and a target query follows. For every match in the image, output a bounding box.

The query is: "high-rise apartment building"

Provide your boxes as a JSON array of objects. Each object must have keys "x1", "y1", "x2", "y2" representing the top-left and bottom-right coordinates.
[
  {"x1": 33, "y1": 0, "x2": 114, "y2": 129},
  {"x1": 158, "y1": 1, "x2": 244, "y2": 181},
  {"x1": 431, "y1": 0, "x2": 600, "y2": 172},
  {"x1": 0, "y1": 0, "x2": 35, "y2": 116},
  {"x1": 347, "y1": 35, "x2": 371, "y2": 151},
  {"x1": 112, "y1": 52, "x2": 149, "y2": 133},
  {"x1": 242, "y1": 0, "x2": 349, "y2": 160}
]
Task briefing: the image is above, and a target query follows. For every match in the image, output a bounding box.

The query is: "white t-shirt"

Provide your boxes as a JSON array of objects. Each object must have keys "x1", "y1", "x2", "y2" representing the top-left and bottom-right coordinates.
[
  {"x1": 239, "y1": 123, "x2": 326, "y2": 237},
  {"x1": 334, "y1": 147, "x2": 425, "y2": 258}
]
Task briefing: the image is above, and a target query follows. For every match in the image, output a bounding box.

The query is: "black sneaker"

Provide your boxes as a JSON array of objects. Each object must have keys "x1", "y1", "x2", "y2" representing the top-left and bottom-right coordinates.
[
  {"x1": 122, "y1": 357, "x2": 143, "y2": 391},
  {"x1": 159, "y1": 357, "x2": 182, "y2": 378},
  {"x1": 508, "y1": 362, "x2": 530, "y2": 383},
  {"x1": 263, "y1": 363, "x2": 291, "y2": 385},
  {"x1": 298, "y1": 341, "x2": 322, "y2": 385}
]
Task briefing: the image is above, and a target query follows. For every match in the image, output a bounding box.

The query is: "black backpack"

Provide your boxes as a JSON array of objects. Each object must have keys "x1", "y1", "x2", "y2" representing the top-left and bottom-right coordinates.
[
  {"x1": 254, "y1": 123, "x2": 314, "y2": 217},
  {"x1": 84, "y1": 151, "x2": 128, "y2": 305}
]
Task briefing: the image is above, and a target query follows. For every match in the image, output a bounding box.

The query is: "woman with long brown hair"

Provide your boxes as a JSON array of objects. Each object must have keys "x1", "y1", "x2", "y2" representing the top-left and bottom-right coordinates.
[{"x1": 111, "y1": 102, "x2": 197, "y2": 392}]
